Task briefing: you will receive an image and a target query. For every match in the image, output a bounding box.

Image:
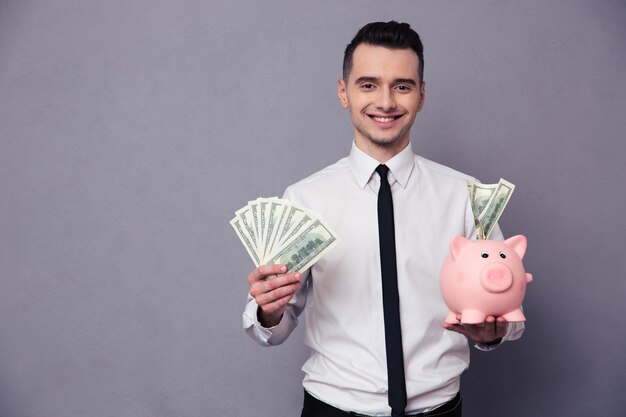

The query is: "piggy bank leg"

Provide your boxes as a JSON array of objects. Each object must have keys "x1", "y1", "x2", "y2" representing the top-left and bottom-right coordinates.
[
  {"x1": 460, "y1": 309, "x2": 487, "y2": 324},
  {"x1": 445, "y1": 311, "x2": 459, "y2": 324},
  {"x1": 501, "y1": 309, "x2": 526, "y2": 322}
]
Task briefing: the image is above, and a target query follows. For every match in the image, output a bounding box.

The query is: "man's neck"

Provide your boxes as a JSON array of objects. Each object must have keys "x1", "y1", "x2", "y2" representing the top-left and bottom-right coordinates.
[{"x1": 354, "y1": 137, "x2": 411, "y2": 163}]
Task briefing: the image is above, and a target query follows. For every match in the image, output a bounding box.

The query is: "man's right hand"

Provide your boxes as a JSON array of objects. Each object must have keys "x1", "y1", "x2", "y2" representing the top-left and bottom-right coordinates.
[{"x1": 248, "y1": 264, "x2": 302, "y2": 328}]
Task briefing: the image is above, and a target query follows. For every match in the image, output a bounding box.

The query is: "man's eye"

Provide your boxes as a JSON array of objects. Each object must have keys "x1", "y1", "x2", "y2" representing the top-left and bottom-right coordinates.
[
  {"x1": 396, "y1": 85, "x2": 411, "y2": 91},
  {"x1": 361, "y1": 83, "x2": 375, "y2": 89}
]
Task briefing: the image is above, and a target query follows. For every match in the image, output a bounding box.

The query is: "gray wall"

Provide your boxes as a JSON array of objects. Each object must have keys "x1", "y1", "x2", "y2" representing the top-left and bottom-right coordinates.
[{"x1": 1, "y1": 1, "x2": 625, "y2": 416}]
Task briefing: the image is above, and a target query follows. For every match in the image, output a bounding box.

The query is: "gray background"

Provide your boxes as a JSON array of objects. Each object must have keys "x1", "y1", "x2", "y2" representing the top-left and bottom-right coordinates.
[{"x1": 1, "y1": 0, "x2": 625, "y2": 416}]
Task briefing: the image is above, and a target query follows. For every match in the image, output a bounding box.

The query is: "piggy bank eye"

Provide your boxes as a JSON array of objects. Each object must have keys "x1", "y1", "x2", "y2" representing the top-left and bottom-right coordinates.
[
  {"x1": 499, "y1": 252, "x2": 507, "y2": 259},
  {"x1": 481, "y1": 252, "x2": 489, "y2": 258}
]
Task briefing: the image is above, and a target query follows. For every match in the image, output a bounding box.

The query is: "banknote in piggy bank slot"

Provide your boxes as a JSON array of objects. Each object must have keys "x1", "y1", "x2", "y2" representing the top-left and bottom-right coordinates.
[{"x1": 439, "y1": 235, "x2": 533, "y2": 324}]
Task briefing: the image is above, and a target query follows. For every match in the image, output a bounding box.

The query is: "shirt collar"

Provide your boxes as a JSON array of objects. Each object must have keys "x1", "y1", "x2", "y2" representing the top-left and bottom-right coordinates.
[{"x1": 349, "y1": 141, "x2": 416, "y2": 189}]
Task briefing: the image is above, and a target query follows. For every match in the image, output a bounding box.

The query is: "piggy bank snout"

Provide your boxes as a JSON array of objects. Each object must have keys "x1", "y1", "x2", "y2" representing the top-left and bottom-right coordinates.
[{"x1": 480, "y1": 264, "x2": 513, "y2": 293}]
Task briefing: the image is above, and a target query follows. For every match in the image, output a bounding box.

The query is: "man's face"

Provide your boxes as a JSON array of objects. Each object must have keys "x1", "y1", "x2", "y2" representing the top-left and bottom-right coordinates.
[{"x1": 338, "y1": 44, "x2": 425, "y2": 159}]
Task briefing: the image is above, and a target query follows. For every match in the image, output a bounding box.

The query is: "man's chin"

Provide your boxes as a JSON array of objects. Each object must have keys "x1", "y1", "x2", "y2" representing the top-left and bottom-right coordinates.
[{"x1": 366, "y1": 135, "x2": 404, "y2": 148}]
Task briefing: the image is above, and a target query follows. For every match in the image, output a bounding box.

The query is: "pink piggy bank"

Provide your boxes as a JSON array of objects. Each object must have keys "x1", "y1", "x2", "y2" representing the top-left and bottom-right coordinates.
[{"x1": 439, "y1": 235, "x2": 533, "y2": 324}]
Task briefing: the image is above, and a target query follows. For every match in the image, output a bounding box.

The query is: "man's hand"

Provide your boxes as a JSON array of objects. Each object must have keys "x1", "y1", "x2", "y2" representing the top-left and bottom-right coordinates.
[
  {"x1": 248, "y1": 264, "x2": 302, "y2": 328},
  {"x1": 442, "y1": 314, "x2": 507, "y2": 345}
]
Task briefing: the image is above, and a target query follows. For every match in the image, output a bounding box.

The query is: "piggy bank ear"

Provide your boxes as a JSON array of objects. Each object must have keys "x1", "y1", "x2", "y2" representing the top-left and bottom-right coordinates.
[
  {"x1": 504, "y1": 235, "x2": 528, "y2": 259},
  {"x1": 450, "y1": 236, "x2": 471, "y2": 260}
]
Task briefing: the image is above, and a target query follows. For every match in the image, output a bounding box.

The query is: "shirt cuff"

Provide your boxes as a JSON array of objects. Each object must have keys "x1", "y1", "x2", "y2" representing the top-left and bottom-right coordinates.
[
  {"x1": 474, "y1": 339, "x2": 503, "y2": 351},
  {"x1": 473, "y1": 320, "x2": 525, "y2": 351},
  {"x1": 242, "y1": 298, "x2": 294, "y2": 346}
]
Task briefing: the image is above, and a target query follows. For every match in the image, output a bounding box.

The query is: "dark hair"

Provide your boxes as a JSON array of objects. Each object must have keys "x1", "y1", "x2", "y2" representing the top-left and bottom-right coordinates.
[{"x1": 342, "y1": 21, "x2": 424, "y2": 83}]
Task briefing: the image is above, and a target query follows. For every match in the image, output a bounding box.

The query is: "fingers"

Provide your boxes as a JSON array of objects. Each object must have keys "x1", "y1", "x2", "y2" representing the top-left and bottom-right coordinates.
[
  {"x1": 255, "y1": 278, "x2": 302, "y2": 320},
  {"x1": 248, "y1": 264, "x2": 302, "y2": 311},
  {"x1": 251, "y1": 273, "x2": 302, "y2": 303},
  {"x1": 248, "y1": 264, "x2": 287, "y2": 285},
  {"x1": 442, "y1": 322, "x2": 470, "y2": 338},
  {"x1": 486, "y1": 316, "x2": 508, "y2": 338},
  {"x1": 443, "y1": 316, "x2": 508, "y2": 343},
  {"x1": 494, "y1": 317, "x2": 508, "y2": 338},
  {"x1": 258, "y1": 291, "x2": 298, "y2": 316}
]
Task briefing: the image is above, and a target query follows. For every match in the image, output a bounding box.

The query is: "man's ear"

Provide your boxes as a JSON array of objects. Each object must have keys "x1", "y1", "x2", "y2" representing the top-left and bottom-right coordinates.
[
  {"x1": 416, "y1": 81, "x2": 426, "y2": 112},
  {"x1": 338, "y1": 79, "x2": 349, "y2": 109}
]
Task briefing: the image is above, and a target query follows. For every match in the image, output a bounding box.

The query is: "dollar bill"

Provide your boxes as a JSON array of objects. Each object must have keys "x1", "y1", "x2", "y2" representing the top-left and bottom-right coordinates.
[
  {"x1": 478, "y1": 179, "x2": 515, "y2": 239},
  {"x1": 258, "y1": 199, "x2": 269, "y2": 255},
  {"x1": 467, "y1": 178, "x2": 515, "y2": 239},
  {"x1": 229, "y1": 217, "x2": 261, "y2": 266},
  {"x1": 247, "y1": 200, "x2": 261, "y2": 245},
  {"x1": 234, "y1": 205, "x2": 258, "y2": 252},
  {"x1": 264, "y1": 218, "x2": 339, "y2": 274},
  {"x1": 230, "y1": 198, "x2": 339, "y2": 274},
  {"x1": 471, "y1": 182, "x2": 498, "y2": 219},
  {"x1": 278, "y1": 208, "x2": 313, "y2": 250},
  {"x1": 264, "y1": 200, "x2": 287, "y2": 259}
]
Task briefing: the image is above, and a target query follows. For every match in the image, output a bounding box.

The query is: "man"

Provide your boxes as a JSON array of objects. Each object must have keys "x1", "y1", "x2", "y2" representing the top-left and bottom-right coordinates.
[{"x1": 243, "y1": 21, "x2": 524, "y2": 417}]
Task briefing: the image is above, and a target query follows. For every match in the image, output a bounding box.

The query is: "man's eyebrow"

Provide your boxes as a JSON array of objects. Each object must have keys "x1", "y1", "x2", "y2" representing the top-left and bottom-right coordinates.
[
  {"x1": 353, "y1": 76, "x2": 380, "y2": 85},
  {"x1": 394, "y1": 78, "x2": 418, "y2": 86},
  {"x1": 352, "y1": 76, "x2": 418, "y2": 86}
]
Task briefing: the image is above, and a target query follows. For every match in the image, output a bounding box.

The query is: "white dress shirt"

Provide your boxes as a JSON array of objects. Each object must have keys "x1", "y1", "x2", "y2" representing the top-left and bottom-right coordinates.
[{"x1": 243, "y1": 142, "x2": 524, "y2": 415}]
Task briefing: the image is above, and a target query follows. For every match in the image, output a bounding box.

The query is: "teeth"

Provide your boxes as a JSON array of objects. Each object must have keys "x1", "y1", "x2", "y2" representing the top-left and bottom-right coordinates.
[{"x1": 372, "y1": 116, "x2": 396, "y2": 122}]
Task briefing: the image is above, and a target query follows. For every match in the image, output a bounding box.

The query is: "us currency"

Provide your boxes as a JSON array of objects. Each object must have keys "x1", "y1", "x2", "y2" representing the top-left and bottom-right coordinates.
[
  {"x1": 258, "y1": 199, "x2": 269, "y2": 254},
  {"x1": 247, "y1": 199, "x2": 261, "y2": 245},
  {"x1": 265, "y1": 199, "x2": 289, "y2": 259},
  {"x1": 467, "y1": 178, "x2": 515, "y2": 239},
  {"x1": 229, "y1": 217, "x2": 261, "y2": 266},
  {"x1": 230, "y1": 198, "x2": 339, "y2": 276},
  {"x1": 274, "y1": 203, "x2": 302, "y2": 247},
  {"x1": 469, "y1": 181, "x2": 498, "y2": 239},
  {"x1": 264, "y1": 218, "x2": 339, "y2": 275},
  {"x1": 478, "y1": 179, "x2": 515, "y2": 239},
  {"x1": 234, "y1": 205, "x2": 258, "y2": 250},
  {"x1": 260, "y1": 198, "x2": 281, "y2": 260},
  {"x1": 277, "y1": 207, "x2": 313, "y2": 250},
  {"x1": 471, "y1": 182, "x2": 498, "y2": 219}
]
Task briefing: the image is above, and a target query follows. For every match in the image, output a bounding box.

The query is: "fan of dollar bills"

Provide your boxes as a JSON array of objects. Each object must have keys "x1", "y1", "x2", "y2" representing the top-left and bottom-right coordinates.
[
  {"x1": 467, "y1": 178, "x2": 515, "y2": 240},
  {"x1": 230, "y1": 197, "x2": 340, "y2": 275}
]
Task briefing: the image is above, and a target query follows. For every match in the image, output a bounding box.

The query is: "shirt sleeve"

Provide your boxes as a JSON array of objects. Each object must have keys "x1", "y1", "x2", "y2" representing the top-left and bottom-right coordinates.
[
  {"x1": 473, "y1": 319, "x2": 525, "y2": 351},
  {"x1": 242, "y1": 271, "x2": 310, "y2": 346}
]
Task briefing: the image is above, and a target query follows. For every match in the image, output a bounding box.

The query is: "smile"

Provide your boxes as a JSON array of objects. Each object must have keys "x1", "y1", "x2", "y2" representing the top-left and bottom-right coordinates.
[{"x1": 368, "y1": 114, "x2": 403, "y2": 124}]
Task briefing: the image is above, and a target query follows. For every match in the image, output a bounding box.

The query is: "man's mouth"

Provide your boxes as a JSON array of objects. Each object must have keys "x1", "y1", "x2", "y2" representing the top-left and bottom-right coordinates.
[{"x1": 368, "y1": 114, "x2": 403, "y2": 124}]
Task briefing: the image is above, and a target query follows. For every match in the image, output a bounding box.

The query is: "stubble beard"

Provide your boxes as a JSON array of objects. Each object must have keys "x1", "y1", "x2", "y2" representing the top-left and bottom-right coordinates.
[{"x1": 355, "y1": 124, "x2": 407, "y2": 149}]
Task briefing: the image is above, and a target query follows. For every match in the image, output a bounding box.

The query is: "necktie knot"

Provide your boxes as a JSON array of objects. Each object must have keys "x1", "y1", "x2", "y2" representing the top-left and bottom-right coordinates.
[{"x1": 376, "y1": 164, "x2": 390, "y2": 180}]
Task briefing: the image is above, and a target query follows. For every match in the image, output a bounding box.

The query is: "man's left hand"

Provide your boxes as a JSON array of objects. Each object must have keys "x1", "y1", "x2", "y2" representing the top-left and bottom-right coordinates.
[{"x1": 442, "y1": 314, "x2": 507, "y2": 344}]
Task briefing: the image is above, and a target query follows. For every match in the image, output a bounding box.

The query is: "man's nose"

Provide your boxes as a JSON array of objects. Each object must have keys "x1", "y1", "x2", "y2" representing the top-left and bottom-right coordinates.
[{"x1": 375, "y1": 87, "x2": 396, "y2": 111}]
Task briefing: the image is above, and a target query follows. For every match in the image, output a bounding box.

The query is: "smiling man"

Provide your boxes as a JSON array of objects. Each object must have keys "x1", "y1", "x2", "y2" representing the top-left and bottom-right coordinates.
[
  {"x1": 243, "y1": 21, "x2": 524, "y2": 417},
  {"x1": 338, "y1": 43, "x2": 425, "y2": 161}
]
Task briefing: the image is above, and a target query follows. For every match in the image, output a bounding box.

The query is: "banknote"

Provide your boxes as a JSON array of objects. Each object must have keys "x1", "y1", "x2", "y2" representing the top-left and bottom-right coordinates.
[
  {"x1": 471, "y1": 182, "x2": 498, "y2": 220},
  {"x1": 467, "y1": 178, "x2": 515, "y2": 239},
  {"x1": 264, "y1": 218, "x2": 339, "y2": 274},
  {"x1": 229, "y1": 216, "x2": 261, "y2": 266},
  {"x1": 234, "y1": 205, "x2": 258, "y2": 249},
  {"x1": 277, "y1": 206, "x2": 313, "y2": 249},
  {"x1": 230, "y1": 198, "x2": 339, "y2": 276},
  {"x1": 478, "y1": 179, "x2": 515, "y2": 239}
]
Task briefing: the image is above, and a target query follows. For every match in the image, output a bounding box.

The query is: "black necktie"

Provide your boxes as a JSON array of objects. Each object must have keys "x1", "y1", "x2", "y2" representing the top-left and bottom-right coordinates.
[{"x1": 376, "y1": 164, "x2": 407, "y2": 417}]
